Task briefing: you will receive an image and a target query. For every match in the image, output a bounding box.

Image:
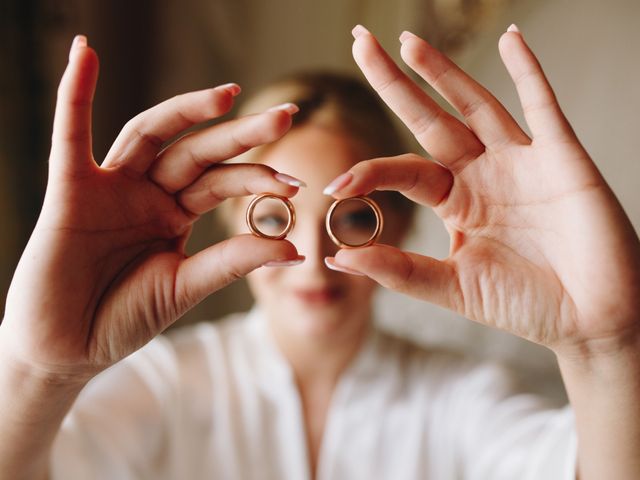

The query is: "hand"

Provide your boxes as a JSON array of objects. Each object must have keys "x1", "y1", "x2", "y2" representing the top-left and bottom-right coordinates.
[
  {"x1": 326, "y1": 26, "x2": 640, "y2": 356},
  {"x1": 0, "y1": 36, "x2": 302, "y2": 380}
]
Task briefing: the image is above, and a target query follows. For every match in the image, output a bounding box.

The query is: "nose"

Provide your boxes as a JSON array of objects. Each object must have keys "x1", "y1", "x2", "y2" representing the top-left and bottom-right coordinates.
[{"x1": 288, "y1": 217, "x2": 338, "y2": 272}]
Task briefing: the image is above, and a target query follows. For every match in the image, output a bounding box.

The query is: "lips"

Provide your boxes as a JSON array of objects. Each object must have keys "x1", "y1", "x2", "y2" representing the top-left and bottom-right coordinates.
[{"x1": 292, "y1": 286, "x2": 345, "y2": 305}]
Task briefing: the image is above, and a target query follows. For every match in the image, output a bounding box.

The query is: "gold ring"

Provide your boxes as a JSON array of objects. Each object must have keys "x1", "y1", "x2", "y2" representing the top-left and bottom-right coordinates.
[
  {"x1": 325, "y1": 196, "x2": 383, "y2": 248},
  {"x1": 246, "y1": 193, "x2": 295, "y2": 240}
]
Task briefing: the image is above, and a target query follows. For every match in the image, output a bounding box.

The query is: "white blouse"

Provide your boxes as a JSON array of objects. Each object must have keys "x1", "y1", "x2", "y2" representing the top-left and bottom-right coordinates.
[{"x1": 51, "y1": 310, "x2": 576, "y2": 479}]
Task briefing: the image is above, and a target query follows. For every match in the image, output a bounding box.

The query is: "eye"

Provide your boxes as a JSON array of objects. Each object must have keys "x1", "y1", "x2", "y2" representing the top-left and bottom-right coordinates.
[
  {"x1": 333, "y1": 208, "x2": 377, "y2": 231},
  {"x1": 254, "y1": 213, "x2": 287, "y2": 228},
  {"x1": 327, "y1": 197, "x2": 382, "y2": 247},
  {"x1": 253, "y1": 213, "x2": 289, "y2": 236}
]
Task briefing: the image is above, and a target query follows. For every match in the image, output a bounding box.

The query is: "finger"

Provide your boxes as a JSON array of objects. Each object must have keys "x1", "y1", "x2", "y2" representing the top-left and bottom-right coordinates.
[
  {"x1": 150, "y1": 104, "x2": 299, "y2": 193},
  {"x1": 102, "y1": 83, "x2": 242, "y2": 175},
  {"x1": 175, "y1": 234, "x2": 303, "y2": 309},
  {"x1": 324, "y1": 153, "x2": 453, "y2": 208},
  {"x1": 50, "y1": 35, "x2": 99, "y2": 178},
  {"x1": 327, "y1": 244, "x2": 462, "y2": 313},
  {"x1": 178, "y1": 164, "x2": 303, "y2": 215},
  {"x1": 351, "y1": 25, "x2": 484, "y2": 173},
  {"x1": 399, "y1": 31, "x2": 530, "y2": 148},
  {"x1": 498, "y1": 27, "x2": 575, "y2": 143}
]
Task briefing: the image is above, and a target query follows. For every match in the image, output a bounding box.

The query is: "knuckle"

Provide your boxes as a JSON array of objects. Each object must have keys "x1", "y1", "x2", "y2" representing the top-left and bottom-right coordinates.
[
  {"x1": 211, "y1": 240, "x2": 246, "y2": 288},
  {"x1": 385, "y1": 250, "x2": 415, "y2": 291},
  {"x1": 123, "y1": 117, "x2": 164, "y2": 148},
  {"x1": 353, "y1": 159, "x2": 375, "y2": 178},
  {"x1": 400, "y1": 38, "x2": 429, "y2": 69},
  {"x1": 374, "y1": 70, "x2": 402, "y2": 96},
  {"x1": 459, "y1": 97, "x2": 485, "y2": 120},
  {"x1": 410, "y1": 109, "x2": 441, "y2": 140}
]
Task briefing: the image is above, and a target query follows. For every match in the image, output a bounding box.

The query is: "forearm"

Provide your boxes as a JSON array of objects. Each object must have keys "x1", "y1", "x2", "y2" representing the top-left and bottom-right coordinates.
[
  {"x1": 0, "y1": 331, "x2": 86, "y2": 480},
  {"x1": 557, "y1": 334, "x2": 640, "y2": 480}
]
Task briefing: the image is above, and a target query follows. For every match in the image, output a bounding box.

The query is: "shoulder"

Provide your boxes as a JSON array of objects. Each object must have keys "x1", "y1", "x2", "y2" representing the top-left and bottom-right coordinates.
[{"x1": 371, "y1": 327, "x2": 518, "y2": 396}]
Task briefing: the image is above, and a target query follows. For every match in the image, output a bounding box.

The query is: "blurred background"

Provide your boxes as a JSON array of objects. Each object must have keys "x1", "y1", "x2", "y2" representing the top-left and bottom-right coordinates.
[{"x1": 1, "y1": 0, "x2": 638, "y2": 401}]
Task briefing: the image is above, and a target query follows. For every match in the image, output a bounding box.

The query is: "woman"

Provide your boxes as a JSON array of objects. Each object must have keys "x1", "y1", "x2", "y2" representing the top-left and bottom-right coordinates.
[{"x1": 0, "y1": 25, "x2": 639, "y2": 479}]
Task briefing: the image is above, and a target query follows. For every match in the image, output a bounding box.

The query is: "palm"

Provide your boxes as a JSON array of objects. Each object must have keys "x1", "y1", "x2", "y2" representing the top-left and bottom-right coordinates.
[
  {"x1": 343, "y1": 28, "x2": 640, "y2": 351},
  {"x1": 25, "y1": 172, "x2": 191, "y2": 367},
  {"x1": 440, "y1": 142, "x2": 594, "y2": 345}
]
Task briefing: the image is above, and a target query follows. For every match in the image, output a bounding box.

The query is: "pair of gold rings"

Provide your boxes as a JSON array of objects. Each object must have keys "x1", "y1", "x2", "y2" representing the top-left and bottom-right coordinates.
[{"x1": 246, "y1": 193, "x2": 383, "y2": 248}]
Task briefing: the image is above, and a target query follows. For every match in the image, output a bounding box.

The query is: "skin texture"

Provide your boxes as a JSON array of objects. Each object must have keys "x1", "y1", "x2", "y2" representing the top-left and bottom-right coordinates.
[
  {"x1": 0, "y1": 36, "x2": 304, "y2": 479},
  {"x1": 0, "y1": 25, "x2": 639, "y2": 480},
  {"x1": 323, "y1": 26, "x2": 640, "y2": 479}
]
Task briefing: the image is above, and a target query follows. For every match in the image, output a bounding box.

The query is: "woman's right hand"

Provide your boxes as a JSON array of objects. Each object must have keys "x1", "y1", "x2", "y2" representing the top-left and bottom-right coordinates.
[{"x1": 0, "y1": 36, "x2": 303, "y2": 383}]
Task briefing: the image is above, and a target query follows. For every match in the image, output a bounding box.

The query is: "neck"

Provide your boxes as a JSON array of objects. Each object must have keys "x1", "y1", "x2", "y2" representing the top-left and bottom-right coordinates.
[{"x1": 267, "y1": 309, "x2": 371, "y2": 389}]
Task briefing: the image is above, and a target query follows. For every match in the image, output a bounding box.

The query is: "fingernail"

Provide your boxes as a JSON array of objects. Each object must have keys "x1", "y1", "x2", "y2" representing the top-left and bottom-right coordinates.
[
  {"x1": 267, "y1": 102, "x2": 299, "y2": 115},
  {"x1": 507, "y1": 24, "x2": 520, "y2": 34},
  {"x1": 218, "y1": 83, "x2": 241, "y2": 96},
  {"x1": 399, "y1": 30, "x2": 416, "y2": 43},
  {"x1": 69, "y1": 34, "x2": 87, "y2": 61},
  {"x1": 325, "y1": 257, "x2": 366, "y2": 276},
  {"x1": 264, "y1": 256, "x2": 306, "y2": 267},
  {"x1": 352, "y1": 25, "x2": 370, "y2": 39},
  {"x1": 275, "y1": 173, "x2": 307, "y2": 188},
  {"x1": 323, "y1": 172, "x2": 353, "y2": 196}
]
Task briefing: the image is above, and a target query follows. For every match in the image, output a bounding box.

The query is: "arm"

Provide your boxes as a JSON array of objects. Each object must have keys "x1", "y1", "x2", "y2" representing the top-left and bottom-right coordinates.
[
  {"x1": 557, "y1": 341, "x2": 640, "y2": 477},
  {"x1": 0, "y1": 348, "x2": 85, "y2": 480},
  {"x1": 325, "y1": 25, "x2": 640, "y2": 478},
  {"x1": 0, "y1": 35, "x2": 303, "y2": 479}
]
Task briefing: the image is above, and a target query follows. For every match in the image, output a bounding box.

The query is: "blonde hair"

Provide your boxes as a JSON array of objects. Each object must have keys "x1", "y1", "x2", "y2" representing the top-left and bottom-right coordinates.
[
  {"x1": 240, "y1": 72, "x2": 411, "y2": 156},
  {"x1": 236, "y1": 71, "x2": 415, "y2": 218}
]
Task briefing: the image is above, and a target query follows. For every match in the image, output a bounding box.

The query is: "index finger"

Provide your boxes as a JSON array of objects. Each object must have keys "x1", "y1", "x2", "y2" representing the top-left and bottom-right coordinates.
[
  {"x1": 351, "y1": 25, "x2": 484, "y2": 173},
  {"x1": 102, "y1": 84, "x2": 241, "y2": 175}
]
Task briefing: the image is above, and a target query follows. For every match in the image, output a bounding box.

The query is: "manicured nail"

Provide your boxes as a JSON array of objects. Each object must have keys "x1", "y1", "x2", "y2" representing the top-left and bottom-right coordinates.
[
  {"x1": 264, "y1": 256, "x2": 306, "y2": 267},
  {"x1": 69, "y1": 35, "x2": 87, "y2": 61},
  {"x1": 325, "y1": 257, "x2": 366, "y2": 276},
  {"x1": 399, "y1": 31, "x2": 417, "y2": 43},
  {"x1": 267, "y1": 102, "x2": 299, "y2": 115},
  {"x1": 352, "y1": 25, "x2": 370, "y2": 39},
  {"x1": 275, "y1": 173, "x2": 307, "y2": 188},
  {"x1": 218, "y1": 83, "x2": 241, "y2": 96},
  {"x1": 323, "y1": 172, "x2": 353, "y2": 196},
  {"x1": 507, "y1": 24, "x2": 520, "y2": 34}
]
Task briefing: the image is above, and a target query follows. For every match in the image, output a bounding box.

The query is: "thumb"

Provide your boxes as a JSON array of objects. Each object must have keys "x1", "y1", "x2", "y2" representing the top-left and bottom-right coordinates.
[
  {"x1": 173, "y1": 234, "x2": 303, "y2": 313},
  {"x1": 329, "y1": 244, "x2": 463, "y2": 313},
  {"x1": 50, "y1": 35, "x2": 99, "y2": 179}
]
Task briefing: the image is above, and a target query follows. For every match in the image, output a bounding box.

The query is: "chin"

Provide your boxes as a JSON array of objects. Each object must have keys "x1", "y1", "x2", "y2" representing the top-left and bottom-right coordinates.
[
  {"x1": 296, "y1": 310, "x2": 346, "y2": 338},
  {"x1": 270, "y1": 299, "x2": 350, "y2": 340}
]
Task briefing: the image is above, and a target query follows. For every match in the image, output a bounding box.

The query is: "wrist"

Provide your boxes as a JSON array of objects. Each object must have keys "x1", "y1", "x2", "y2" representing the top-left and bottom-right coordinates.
[
  {"x1": 555, "y1": 331, "x2": 640, "y2": 480},
  {"x1": 0, "y1": 329, "x2": 86, "y2": 480},
  {"x1": 0, "y1": 326, "x2": 91, "y2": 397},
  {"x1": 555, "y1": 329, "x2": 640, "y2": 392}
]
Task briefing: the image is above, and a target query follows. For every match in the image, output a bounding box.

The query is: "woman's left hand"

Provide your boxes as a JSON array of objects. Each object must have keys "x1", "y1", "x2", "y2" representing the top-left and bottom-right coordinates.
[{"x1": 325, "y1": 25, "x2": 640, "y2": 358}]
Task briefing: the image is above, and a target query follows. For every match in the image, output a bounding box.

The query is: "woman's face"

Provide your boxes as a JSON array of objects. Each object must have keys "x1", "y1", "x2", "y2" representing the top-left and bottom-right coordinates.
[{"x1": 230, "y1": 124, "x2": 401, "y2": 341}]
